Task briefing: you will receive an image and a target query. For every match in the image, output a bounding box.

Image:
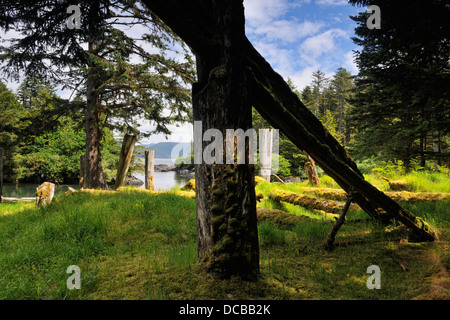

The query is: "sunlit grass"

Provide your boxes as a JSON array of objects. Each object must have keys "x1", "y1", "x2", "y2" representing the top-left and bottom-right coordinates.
[{"x1": 0, "y1": 173, "x2": 449, "y2": 300}]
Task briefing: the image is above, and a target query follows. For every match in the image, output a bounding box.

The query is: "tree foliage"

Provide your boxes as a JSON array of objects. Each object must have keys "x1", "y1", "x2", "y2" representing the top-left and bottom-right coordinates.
[{"x1": 348, "y1": 0, "x2": 450, "y2": 168}]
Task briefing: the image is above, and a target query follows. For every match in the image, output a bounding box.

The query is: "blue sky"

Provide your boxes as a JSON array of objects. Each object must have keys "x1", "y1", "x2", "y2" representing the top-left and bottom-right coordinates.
[
  {"x1": 244, "y1": 0, "x2": 362, "y2": 90},
  {"x1": 1, "y1": 0, "x2": 366, "y2": 144}
]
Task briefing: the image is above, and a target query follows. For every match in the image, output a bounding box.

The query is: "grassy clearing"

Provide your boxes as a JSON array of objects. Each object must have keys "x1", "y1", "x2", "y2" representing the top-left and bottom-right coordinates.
[{"x1": 0, "y1": 178, "x2": 449, "y2": 300}]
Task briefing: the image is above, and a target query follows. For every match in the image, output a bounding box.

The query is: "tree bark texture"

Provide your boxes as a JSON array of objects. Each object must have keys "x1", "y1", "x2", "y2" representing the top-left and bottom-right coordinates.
[
  {"x1": 84, "y1": 20, "x2": 106, "y2": 190},
  {"x1": 114, "y1": 134, "x2": 137, "y2": 190},
  {"x1": 142, "y1": 0, "x2": 435, "y2": 245},
  {"x1": 192, "y1": 0, "x2": 259, "y2": 279}
]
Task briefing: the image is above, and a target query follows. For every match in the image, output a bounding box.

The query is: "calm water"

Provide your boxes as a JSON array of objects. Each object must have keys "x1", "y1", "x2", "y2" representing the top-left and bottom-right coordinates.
[{"x1": 2, "y1": 158, "x2": 188, "y2": 198}]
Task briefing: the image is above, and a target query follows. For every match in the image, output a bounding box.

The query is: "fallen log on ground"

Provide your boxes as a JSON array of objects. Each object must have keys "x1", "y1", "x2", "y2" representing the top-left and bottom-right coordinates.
[
  {"x1": 256, "y1": 207, "x2": 311, "y2": 229},
  {"x1": 298, "y1": 187, "x2": 450, "y2": 203},
  {"x1": 269, "y1": 189, "x2": 360, "y2": 214},
  {"x1": 382, "y1": 177, "x2": 412, "y2": 191},
  {"x1": 1, "y1": 197, "x2": 35, "y2": 202}
]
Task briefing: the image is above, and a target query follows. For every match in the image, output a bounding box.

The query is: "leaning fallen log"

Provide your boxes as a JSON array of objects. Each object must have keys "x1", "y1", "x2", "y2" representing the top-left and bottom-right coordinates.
[{"x1": 269, "y1": 189, "x2": 360, "y2": 214}]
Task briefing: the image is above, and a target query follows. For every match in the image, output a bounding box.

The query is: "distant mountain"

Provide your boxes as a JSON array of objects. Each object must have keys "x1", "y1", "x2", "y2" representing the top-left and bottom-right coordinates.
[{"x1": 139, "y1": 142, "x2": 191, "y2": 159}]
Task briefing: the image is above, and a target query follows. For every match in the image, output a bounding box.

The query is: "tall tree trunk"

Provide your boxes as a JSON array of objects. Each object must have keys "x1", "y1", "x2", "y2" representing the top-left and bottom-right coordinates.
[
  {"x1": 433, "y1": 130, "x2": 442, "y2": 167},
  {"x1": 84, "y1": 37, "x2": 106, "y2": 190},
  {"x1": 419, "y1": 135, "x2": 426, "y2": 168},
  {"x1": 193, "y1": 0, "x2": 259, "y2": 280}
]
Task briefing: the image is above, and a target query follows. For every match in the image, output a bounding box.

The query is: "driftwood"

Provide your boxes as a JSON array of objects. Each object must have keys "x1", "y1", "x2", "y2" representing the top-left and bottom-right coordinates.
[
  {"x1": 142, "y1": 0, "x2": 436, "y2": 244},
  {"x1": 2, "y1": 197, "x2": 35, "y2": 202}
]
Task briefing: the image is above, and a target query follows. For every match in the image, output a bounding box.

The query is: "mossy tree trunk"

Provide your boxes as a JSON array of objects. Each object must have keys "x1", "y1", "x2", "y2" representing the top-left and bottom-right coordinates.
[{"x1": 193, "y1": 0, "x2": 259, "y2": 280}]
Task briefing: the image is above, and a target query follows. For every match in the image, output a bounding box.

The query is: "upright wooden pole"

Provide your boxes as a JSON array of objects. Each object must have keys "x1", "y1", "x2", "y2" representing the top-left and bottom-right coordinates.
[
  {"x1": 79, "y1": 154, "x2": 85, "y2": 189},
  {"x1": 259, "y1": 129, "x2": 273, "y2": 182},
  {"x1": 0, "y1": 147, "x2": 3, "y2": 203},
  {"x1": 305, "y1": 154, "x2": 321, "y2": 187},
  {"x1": 145, "y1": 150, "x2": 155, "y2": 191},
  {"x1": 114, "y1": 134, "x2": 137, "y2": 190}
]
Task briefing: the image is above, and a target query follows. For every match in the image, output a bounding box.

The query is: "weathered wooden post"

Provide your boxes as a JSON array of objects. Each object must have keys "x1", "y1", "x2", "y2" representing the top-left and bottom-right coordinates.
[
  {"x1": 305, "y1": 154, "x2": 321, "y2": 187},
  {"x1": 114, "y1": 134, "x2": 137, "y2": 190},
  {"x1": 145, "y1": 150, "x2": 155, "y2": 191},
  {"x1": 36, "y1": 182, "x2": 55, "y2": 207},
  {"x1": 259, "y1": 129, "x2": 272, "y2": 182},
  {"x1": 0, "y1": 147, "x2": 3, "y2": 202},
  {"x1": 79, "y1": 154, "x2": 85, "y2": 189}
]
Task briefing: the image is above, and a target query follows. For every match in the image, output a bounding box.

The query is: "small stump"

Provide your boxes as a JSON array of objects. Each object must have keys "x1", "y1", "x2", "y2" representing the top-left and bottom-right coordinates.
[
  {"x1": 181, "y1": 179, "x2": 195, "y2": 191},
  {"x1": 36, "y1": 182, "x2": 55, "y2": 207}
]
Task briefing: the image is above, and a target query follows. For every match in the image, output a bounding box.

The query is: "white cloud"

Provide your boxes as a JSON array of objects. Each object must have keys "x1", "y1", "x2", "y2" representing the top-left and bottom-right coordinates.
[
  {"x1": 138, "y1": 122, "x2": 193, "y2": 144},
  {"x1": 250, "y1": 19, "x2": 324, "y2": 43},
  {"x1": 300, "y1": 28, "x2": 347, "y2": 58},
  {"x1": 343, "y1": 50, "x2": 359, "y2": 74},
  {"x1": 244, "y1": 0, "x2": 291, "y2": 26},
  {"x1": 316, "y1": 0, "x2": 349, "y2": 6}
]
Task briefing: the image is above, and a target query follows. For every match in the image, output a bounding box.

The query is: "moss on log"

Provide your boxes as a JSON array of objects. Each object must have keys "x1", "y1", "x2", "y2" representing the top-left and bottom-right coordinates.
[
  {"x1": 382, "y1": 177, "x2": 412, "y2": 191},
  {"x1": 256, "y1": 207, "x2": 311, "y2": 229},
  {"x1": 181, "y1": 179, "x2": 196, "y2": 191},
  {"x1": 269, "y1": 189, "x2": 360, "y2": 214},
  {"x1": 299, "y1": 187, "x2": 450, "y2": 203}
]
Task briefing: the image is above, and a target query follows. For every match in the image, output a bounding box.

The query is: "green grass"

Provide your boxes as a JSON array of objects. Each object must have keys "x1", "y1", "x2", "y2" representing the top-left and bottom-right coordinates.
[
  {"x1": 0, "y1": 178, "x2": 449, "y2": 300},
  {"x1": 275, "y1": 170, "x2": 450, "y2": 193}
]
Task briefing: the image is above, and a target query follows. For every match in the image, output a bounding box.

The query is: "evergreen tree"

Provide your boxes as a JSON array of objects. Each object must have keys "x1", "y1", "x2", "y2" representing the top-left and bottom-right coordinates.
[
  {"x1": 0, "y1": 81, "x2": 24, "y2": 182},
  {"x1": 349, "y1": 0, "x2": 450, "y2": 168},
  {"x1": 330, "y1": 67, "x2": 354, "y2": 145},
  {"x1": 311, "y1": 70, "x2": 329, "y2": 118},
  {"x1": 0, "y1": 0, "x2": 195, "y2": 188}
]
